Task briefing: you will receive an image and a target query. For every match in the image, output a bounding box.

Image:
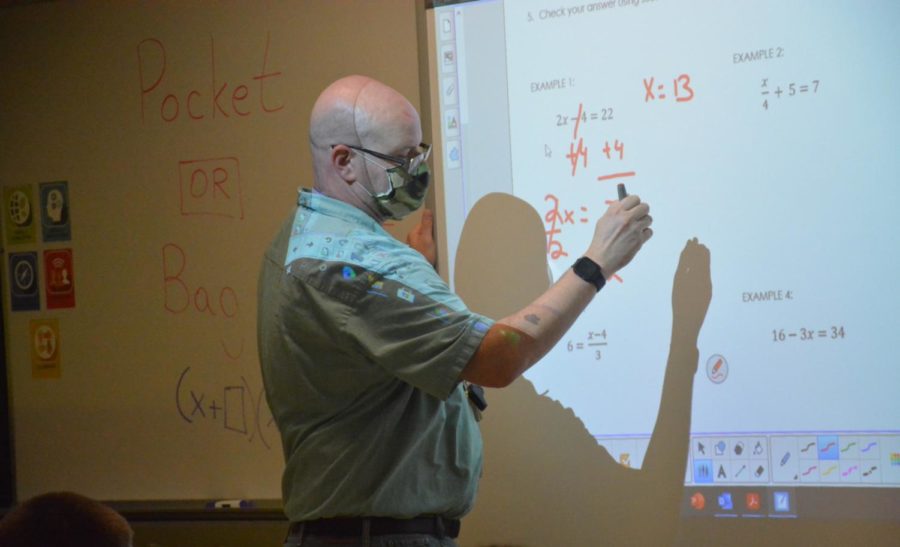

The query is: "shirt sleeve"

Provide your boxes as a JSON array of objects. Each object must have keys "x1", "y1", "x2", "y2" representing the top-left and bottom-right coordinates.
[{"x1": 342, "y1": 265, "x2": 494, "y2": 400}]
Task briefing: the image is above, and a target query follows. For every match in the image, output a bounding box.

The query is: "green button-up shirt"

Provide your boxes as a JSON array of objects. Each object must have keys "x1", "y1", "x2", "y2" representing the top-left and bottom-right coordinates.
[{"x1": 257, "y1": 190, "x2": 493, "y2": 521}]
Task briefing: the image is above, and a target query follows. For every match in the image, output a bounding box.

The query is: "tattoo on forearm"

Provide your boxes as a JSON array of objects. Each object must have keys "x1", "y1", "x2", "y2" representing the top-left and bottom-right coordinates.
[
  {"x1": 500, "y1": 329, "x2": 522, "y2": 346},
  {"x1": 525, "y1": 314, "x2": 541, "y2": 326}
]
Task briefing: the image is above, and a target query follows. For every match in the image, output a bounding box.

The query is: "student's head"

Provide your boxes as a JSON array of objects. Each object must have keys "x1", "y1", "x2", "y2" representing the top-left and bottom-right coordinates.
[
  {"x1": 308, "y1": 75, "x2": 428, "y2": 222},
  {"x1": 0, "y1": 491, "x2": 133, "y2": 547}
]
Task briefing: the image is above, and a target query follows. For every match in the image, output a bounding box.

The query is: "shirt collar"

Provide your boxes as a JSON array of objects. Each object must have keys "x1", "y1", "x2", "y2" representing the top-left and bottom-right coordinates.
[{"x1": 297, "y1": 188, "x2": 383, "y2": 233}]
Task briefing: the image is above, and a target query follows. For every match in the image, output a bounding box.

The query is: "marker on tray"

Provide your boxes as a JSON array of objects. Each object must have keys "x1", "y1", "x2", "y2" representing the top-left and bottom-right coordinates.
[
  {"x1": 207, "y1": 499, "x2": 253, "y2": 509},
  {"x1": 617, "y1": 183, "x2": 628, "y2": 201}
]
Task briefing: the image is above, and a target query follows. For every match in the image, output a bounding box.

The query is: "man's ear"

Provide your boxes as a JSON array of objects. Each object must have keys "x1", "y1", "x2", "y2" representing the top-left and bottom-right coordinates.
[{"x1": 331, "y1": 145, "x2": 358, "y2": 185}]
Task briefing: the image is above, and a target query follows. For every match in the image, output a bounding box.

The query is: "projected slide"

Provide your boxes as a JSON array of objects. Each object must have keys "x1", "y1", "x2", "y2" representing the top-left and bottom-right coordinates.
[{"x1": 427, "y1": 0, "x2": 900, "y2": 514}]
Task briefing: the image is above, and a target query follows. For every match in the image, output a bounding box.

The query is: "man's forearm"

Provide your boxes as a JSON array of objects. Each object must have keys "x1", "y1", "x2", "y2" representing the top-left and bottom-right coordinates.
[
  {"x1": 462, "y1": 270, "x2": 597, "y2": 387},
  {"x1": 462, "y1": 194, "x2": 653, "y2": 388}
]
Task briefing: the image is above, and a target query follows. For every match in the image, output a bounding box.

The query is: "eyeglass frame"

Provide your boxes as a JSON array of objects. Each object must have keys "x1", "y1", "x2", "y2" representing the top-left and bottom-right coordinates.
[{"x1": 333, "y1": 142, "x2": 432, "y2": 174}]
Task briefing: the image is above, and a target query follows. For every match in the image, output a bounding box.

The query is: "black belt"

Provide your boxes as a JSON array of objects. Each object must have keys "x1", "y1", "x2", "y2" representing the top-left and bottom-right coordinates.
[{"x1": 288, "y1": 516, "x2": 460, "y2": 539}]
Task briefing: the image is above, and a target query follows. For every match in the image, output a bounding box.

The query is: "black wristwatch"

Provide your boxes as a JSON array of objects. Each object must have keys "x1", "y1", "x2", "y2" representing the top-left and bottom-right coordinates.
[{"x1": 572, "y1": 257, "x2": 606, "y2": 292}]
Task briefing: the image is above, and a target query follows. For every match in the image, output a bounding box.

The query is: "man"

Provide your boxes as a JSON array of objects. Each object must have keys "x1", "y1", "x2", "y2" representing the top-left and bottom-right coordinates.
[
  {"x1": 0, "y1": 491, "x2": 133, "y2": 547},
  {"x1": 258, "y1": 75, "x2": 652, "y2": 546}
]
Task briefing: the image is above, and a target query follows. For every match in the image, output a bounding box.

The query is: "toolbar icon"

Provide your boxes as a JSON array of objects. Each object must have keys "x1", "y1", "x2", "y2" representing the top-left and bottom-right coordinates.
[
  {"x1": 717, "y1": 492, "x2": 734, "y2": 511},
  {"x1": 746, "y1": 492, "x2": 761, "y2": 511},
  {"x1": 694, "y1": 460, "x2": 713, "y2": 484},
  {"x1": 440, "y1": 45, "x2": 456, "y2": 73},
  {"x1": 445, "y1": 141, "x2": 461, "y2": 169},
  {"x1": 442, "y1": 79, "x2": 458, "y2": 106},
  {"x1": 773, "y1": 491, "x2": 791, "y2": 512},
  {"x1": 438, "y1": 12, "x2": 454, "y2": 41},
  {"x1": 690, "y1": 492, "x2": 705, "y2": 511},
  {"x1": 706, "y1": 354, "x2": 729, "y2": 384}
]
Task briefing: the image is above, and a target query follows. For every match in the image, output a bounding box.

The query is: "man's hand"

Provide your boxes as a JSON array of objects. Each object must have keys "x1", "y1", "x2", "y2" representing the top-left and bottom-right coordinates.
[
  {"x1": 584, "y1": 195, "x2": 653, "y2": 279},
  {"x1": 407, "y1": 208, "x2": 437, "y2": 266}
]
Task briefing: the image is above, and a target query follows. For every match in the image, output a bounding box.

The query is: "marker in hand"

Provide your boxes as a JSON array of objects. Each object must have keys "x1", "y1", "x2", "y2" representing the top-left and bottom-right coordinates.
[{"x1": 617, "y1": 183, "x2": 628, "y2": 201}]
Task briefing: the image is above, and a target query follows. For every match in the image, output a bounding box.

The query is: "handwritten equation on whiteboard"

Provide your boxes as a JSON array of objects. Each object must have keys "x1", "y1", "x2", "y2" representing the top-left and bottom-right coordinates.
[
  {"x1": 136, "y1": 32, "x2": 286, "y2": 446},
  {"x1": 175, "y1": 366, "x2": 276, "y2": 448},
  {"x1": 560, "y1": 102, "x2": 632, "y2": 180},
  {"x1": 539, "y1": 74, "x2": 697, "y2": 269}
]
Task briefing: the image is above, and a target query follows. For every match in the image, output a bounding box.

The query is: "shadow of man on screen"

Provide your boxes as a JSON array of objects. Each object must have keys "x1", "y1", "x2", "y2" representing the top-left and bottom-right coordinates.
[{"x1": 453, "y1": 193, "x2": 712, "y2": 547}]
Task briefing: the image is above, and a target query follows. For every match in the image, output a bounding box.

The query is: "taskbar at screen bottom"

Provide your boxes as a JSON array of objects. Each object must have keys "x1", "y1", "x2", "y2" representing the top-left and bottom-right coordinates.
[{"x1": 681, "y1": 486, "x2": 900, "y2": 520}]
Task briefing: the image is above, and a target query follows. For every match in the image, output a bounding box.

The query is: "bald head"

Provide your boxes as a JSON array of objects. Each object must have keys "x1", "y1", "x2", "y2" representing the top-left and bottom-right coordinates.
[
  {"x1": 309, "y1": 75, "x2": 419, "y2": 151},
  {"x1": 308, "y1": 76, "x2": 422, "y2": 219}
]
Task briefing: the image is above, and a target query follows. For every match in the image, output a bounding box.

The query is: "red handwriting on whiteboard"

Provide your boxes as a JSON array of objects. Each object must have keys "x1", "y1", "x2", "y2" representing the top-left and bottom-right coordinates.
[
  {"x1": 137, "y1": 32, "x2": 284, "y2": 124},
  {"x1": 596, "y1": 139, "x2": 635, "y2": 182},
  {"x1": 162, "y1": 243, "x2": 239, "y2": 317},
  {"x1": 643, "y1": 74, "x2": 695, "y2": 103},
  {"x1": 544, "y1": 194, "x2": 590, "y2": 260},
  {"x1": 560, "y1": 103, "x2": 634, "y2": 181},
  {"x1": 545, "y1": 195, "x2": 623, "y2": 283},
  {"x1": 567, "y1": 138, "x2": 588, "y2": 176},
  {"x1": 179, "y1": 157, "x2": 244, "y2": 219},
  {"x1": 565, "y1": 103, "x2": 589, "y2": 176},
  {"x1": 602, "y1": 139, "x2": 624, "y2": 160}
]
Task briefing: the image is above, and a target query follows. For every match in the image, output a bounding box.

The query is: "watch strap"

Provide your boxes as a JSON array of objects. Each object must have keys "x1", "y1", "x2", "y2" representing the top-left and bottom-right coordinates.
[{"x1": 572, "y1": 256, "x2": 606, "y2": 292}]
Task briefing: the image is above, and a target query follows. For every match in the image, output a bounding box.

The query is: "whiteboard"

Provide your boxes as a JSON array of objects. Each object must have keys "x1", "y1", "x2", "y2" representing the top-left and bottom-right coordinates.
[{"x1": 0, "y1": 0, "x2": 423, "y2": 503}]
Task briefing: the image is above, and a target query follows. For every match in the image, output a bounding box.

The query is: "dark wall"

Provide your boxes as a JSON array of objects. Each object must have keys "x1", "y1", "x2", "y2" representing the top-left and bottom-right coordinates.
[{"x1": 0, "y1": 271, "x2": 13, "y2": 507}]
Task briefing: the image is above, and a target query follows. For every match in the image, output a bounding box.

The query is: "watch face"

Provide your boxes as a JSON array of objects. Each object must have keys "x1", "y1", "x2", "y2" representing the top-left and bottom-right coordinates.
[
  {"x1": 574, "y1": 257, "x2": 605, "y2": 290},
  {"x1": 579, "y1": 257, "x2": 600, "y2": 276}
]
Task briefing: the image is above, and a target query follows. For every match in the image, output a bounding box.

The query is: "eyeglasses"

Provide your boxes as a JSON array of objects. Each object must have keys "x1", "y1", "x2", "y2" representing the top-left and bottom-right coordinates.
[
  {"x1": 339, "y1": 142, "x2": 432, "y2": 174},
  {"x1": 331, "y1": 142, "x2": 433, "y2": 220}
]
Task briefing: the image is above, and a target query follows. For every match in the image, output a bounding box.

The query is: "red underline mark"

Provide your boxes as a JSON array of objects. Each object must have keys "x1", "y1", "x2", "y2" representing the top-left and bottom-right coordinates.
[{"x1": 597, "y1": 171, "x2": 635, "y2": 182}]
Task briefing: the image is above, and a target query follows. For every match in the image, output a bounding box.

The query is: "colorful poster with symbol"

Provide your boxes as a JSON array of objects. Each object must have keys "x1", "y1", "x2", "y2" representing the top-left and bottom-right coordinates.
[
  {"x1": 44, "y1": 248, "x2": 75, "y2": 309},
  {"x1": 30, "y1": 318, "x2": 61, "y2": 379},
  {"x1": 4, "y1": 184, "x2": 36, "y2": 245},
  {"x1": 8, "y1": 252, "x2": 40, "y2": 311},
  {"x1": 39, "y1": 181, "x2": 71, "y2": 242}
]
